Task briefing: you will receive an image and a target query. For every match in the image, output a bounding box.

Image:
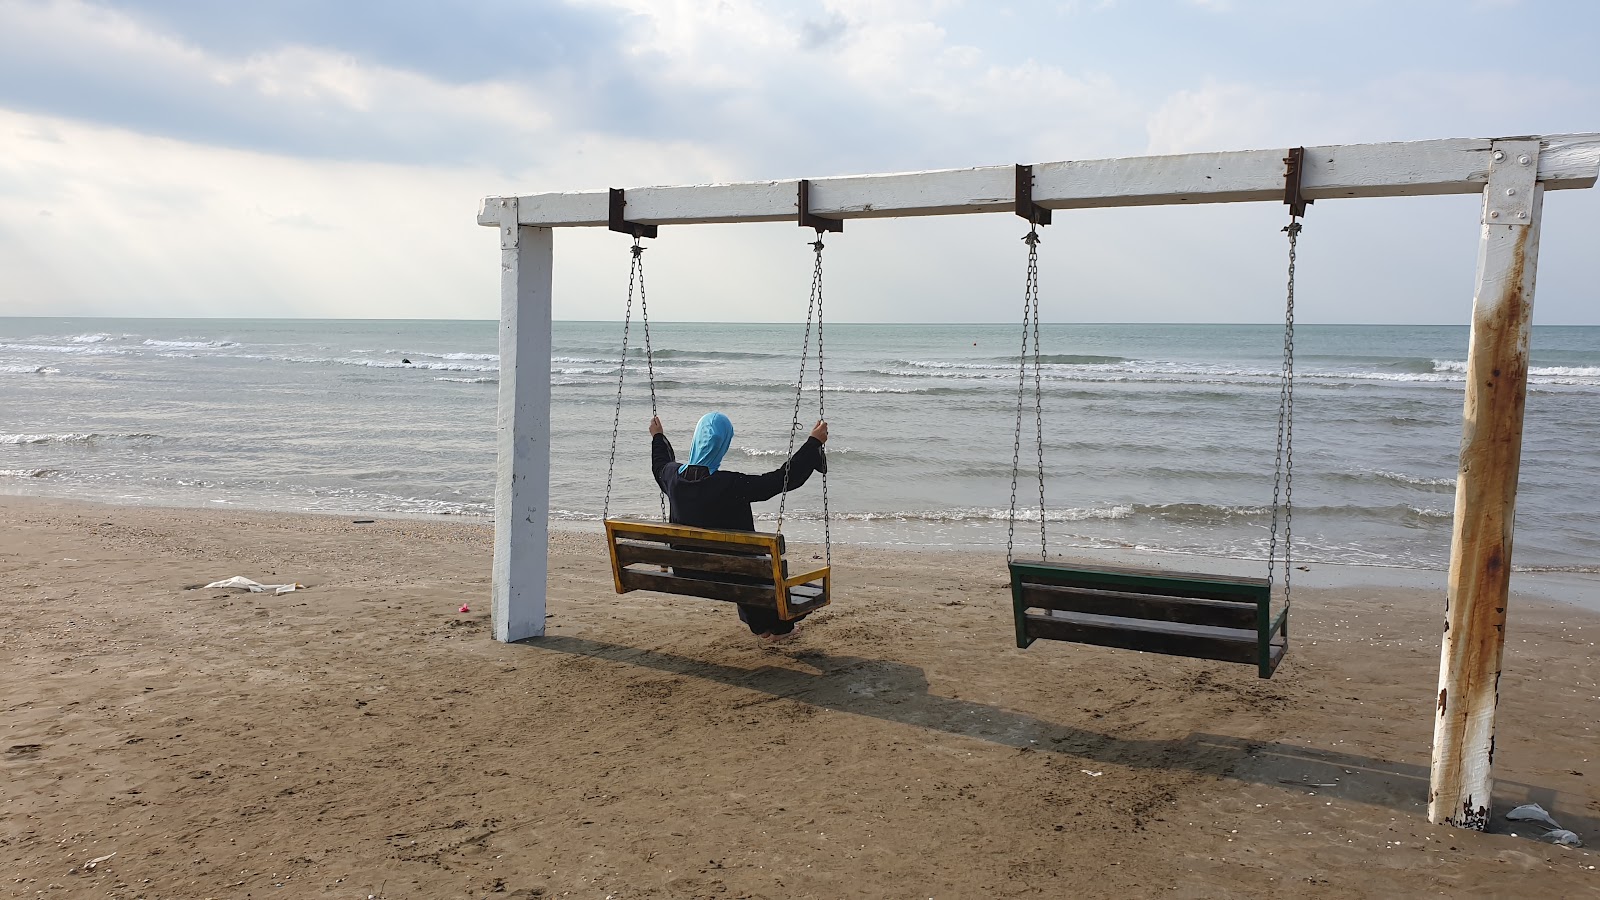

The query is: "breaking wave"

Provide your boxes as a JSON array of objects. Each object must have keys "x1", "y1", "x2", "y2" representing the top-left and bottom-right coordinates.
[
  {"x1": 0, "y1": 432, "x2": 163, "y2": 445},
  {"x1": 0, "y1": 342, "x2": 126, "y2": 355},
  {"x1": 143, "y1": 339, "x2": 240, "y2": 349},
  {"x1": 1328, "y1": 470, "x2": 1457, "y2": 491}
]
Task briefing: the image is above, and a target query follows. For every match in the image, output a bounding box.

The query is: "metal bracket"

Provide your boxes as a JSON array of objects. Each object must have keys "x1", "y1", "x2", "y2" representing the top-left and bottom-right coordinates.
[
  {"x1": 498, "y1": 197, "x2": 520, "y2": 250},
  {"x1": 608, "y1": 188, "x2": 657, "y2": 239},
  {"x1": 797, "y1": 179, "x2": 843, "y2": 233},
  {"x1": 1014, "y1": 164, "x2": 1052, "y2": 226},
  {"x1": 1484, "y1": 139, "x2": 1540, "y2": 226},
  {"x1": 1283, "y1": 147, "x2": 1312, "y2": 219}
]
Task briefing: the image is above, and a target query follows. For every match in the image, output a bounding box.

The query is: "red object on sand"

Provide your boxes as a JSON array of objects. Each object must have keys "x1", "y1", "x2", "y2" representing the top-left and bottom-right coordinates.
[{"x1": 459, "y1": 604, "x2": 470, "y2": 613}]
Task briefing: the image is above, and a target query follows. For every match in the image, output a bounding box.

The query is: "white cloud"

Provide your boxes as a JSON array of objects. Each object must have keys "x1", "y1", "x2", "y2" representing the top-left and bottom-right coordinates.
[
  {"x1": 0, "y1": 1, "x2": 1596, "y2": 324},
  {"x1": 0, "y1": 106, "x2": 744, "y2": 318},
  {"x1": 0, "y1": 0, "x2": 568, "y2": 163},
  {"x1": 565, "y1": 0, "x2": 1142, "y2": 168},
  {"x1": 1145, "y1": 82, "x2": 1322, "y2": 155}
]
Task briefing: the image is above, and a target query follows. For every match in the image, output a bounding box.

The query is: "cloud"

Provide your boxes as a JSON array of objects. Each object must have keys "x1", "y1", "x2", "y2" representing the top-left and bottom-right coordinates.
[
  {"x1": 559, "y1": 0, "x2": 1143, "y2": 173},
  {"x1": 0, "y1": 1, "x2": 1597, "y2": 324},
  {"x1": 0, "y1": 0, "x2": 634, "y2": 166},
  {"x1": 0, "y1": 0, "x2": 1144, "y2": 177},
  {"x1": 1145, "y1": 70, "x2": 1599, "y2": 158},
  {"x1": 799, "y1": 11, "x2": 850, "y2": 50},
  {"x1": 0, "y1": 106, "x2": 738, "y2": 319}
]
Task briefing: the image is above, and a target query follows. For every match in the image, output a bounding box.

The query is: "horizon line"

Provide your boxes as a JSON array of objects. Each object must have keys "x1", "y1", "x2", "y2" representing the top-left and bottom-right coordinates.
[{"x1": 5, "y1": 316, "x2": 1600, "y2": 328}]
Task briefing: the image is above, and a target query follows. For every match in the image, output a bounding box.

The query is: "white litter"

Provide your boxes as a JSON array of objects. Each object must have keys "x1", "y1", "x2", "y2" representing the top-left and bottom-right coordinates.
[
  {"x1": 85, "y1": 852, "x2": 115, "y2": 869},
  {"x1": 204, "y1": 577, "x2": 303, "y2": 595},
  {"x1": 1081, "y1": 770, "x2": 1103, "y2": 777},
  {"x1": 1505, "y1": 804, "x2": 1584, "y2": 847},
  {"x1": 1506, "y1": 803, "x2": 1563, "y2": 830}
]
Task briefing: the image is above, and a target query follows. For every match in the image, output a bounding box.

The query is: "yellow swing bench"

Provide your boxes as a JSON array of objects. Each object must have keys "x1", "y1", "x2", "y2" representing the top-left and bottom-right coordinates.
[
  {"x1": 598, "y1": 182, "x2": 837, "y2": 622},
  {"x1": 605, "y1": 519, "x2": 830, "y2": 621}
]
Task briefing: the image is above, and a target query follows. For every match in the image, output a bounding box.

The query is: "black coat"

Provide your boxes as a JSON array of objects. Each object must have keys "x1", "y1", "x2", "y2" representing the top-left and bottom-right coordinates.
[{"x1": 651, "y1": 433, "x2": 826, "y2": 531}]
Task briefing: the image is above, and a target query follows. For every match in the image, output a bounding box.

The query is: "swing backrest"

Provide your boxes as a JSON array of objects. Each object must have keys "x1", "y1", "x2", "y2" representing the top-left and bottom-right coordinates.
[{"x1": 605, "y1": 518, "x2": 830, "y2": 621}]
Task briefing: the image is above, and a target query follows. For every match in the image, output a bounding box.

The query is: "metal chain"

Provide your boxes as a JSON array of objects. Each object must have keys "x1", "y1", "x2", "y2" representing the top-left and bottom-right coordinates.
[
  {"x1": 633, "y1": 236, "x2": 666, "y2": 519},
  {"x1": 777, "y1": 234, "x2": 824, "y2": 532},
  {"x1": 601, "y1": 239, "x2": 642, "y2": 521},
  {"x1": 1267, "y1": 220, "x2": 1300, "y2": 605},
  {"x1": 816, "y1": 245, "x2": 831, "y2": 566},
  {"x1": 1030, "y1": 233, "x2": 1047, "y2": 562},
  {"x1": 1008, "y1": 228, "x2": 1043, "y2": 562}
]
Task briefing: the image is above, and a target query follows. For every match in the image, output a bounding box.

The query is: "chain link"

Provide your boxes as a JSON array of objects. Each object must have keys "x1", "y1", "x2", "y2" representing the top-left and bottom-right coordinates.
[
  {"x1": 601, "y1": 239, "x2": 642, "y2": 521},
  {"x1": 633, "y1": 237, "x2": 666, "y2": 519},
  {"x1": 1267, "y1": 220, "x2": 1300, "y2": 606},
  {"x1": 777, "y1": 235, "x2": 824, "y2": 533},
  {"x1": 1031, "y1": 234, "x2": 1047, "y2": 562},
  {"x1": 601, "y1": 238, "x2": 662, "y2": 518},
  {"x1": 816, "y1": 244, "x2": 831, "y2": 566},
  {"x1": 1008, "y1": 228, "x2": 1044, "y2": 562}
]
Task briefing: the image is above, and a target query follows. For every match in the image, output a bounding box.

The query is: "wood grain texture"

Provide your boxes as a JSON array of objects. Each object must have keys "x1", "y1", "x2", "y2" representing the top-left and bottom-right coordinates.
[
  {"x1": 477, "y1": 134, "x2": 1599, "y2": 228},
  {"x1": 617, "y1": 569, "x2": 780, "y2": 607},
  {"x1": 490, "y1": 214, "x2": 552, "y2": 644},
  {"x1": 1023, "y1": 612, "x2": 1276, "y2": 666},
  {"x1": 604, "y1": 518, "x2": 827, "y2": 621},
  {"x1": 1428, "y1": 170, "x2": 1546, "y2": 830},
  {"x1": 1018, "y1": 584, "x2": 1260, "y2": 630},
  {"x1": 606, "y1": 518, "x2": 785, "y2": 554},
  {"x1": 613, "y1": 542, "x2": 776, "y2": 579},
  {"x1": 1010, "y1": 560, "x2": 1269, "y2": 603}
]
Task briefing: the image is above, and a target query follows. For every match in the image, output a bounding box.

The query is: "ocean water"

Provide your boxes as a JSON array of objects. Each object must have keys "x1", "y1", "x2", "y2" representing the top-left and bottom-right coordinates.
[{"x1": 4, "y1": 317, "x2": 1600, "y2": 576}]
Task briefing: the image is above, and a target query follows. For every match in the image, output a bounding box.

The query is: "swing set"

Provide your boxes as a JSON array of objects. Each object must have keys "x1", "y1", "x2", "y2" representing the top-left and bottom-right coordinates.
[
  {"x1": 593, "y1": 162, "x2": 1305, "y2": 676},
  {"x1": 478, "y1": 133, "x2": 1600, "y2": 830}
]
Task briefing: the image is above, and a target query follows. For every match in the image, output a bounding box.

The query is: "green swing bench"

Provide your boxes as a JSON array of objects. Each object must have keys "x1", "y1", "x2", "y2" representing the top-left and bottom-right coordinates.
[
  {"x1": 1009, "y1": 561, "x2": 1288, "y2": 679},
  {"x1": 1000, "y1": 157, "x2": 1305, "y2": 680}
]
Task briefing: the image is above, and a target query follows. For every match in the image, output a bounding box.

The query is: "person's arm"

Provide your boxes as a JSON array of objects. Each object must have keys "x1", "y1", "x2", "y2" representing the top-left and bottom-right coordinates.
[
  {"x1": 650, "y1": 416, "x2": 675, "y2": 492},
  {"x1": 730, "y1": 421, "x2": 829, "y2": 503}
]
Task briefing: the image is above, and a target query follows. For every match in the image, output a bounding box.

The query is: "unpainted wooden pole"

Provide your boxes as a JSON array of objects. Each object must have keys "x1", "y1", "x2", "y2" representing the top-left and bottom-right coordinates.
[
  {"x1": 490, "y1": 198, "x2": 554, "y2": 642},
  {"x1": 1429, "y1": 141, "x2": 1544, "y2": 829}
]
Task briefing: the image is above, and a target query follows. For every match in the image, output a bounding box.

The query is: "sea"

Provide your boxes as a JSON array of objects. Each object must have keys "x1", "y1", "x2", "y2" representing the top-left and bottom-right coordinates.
[{"x1": 4, "y1": 317, "x2": 1600, "y2": 579}]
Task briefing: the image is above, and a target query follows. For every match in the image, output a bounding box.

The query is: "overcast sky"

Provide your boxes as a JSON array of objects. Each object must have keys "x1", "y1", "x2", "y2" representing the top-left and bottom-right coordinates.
[{"x1": 1, "y1": 0, "x2": 1596, "y2": 324}]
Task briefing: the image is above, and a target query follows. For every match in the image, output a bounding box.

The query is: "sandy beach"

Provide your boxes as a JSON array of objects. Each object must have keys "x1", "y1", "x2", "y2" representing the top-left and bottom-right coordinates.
[{"x1": 3, "y1": 495, "x2": 1598, "y2": 898}]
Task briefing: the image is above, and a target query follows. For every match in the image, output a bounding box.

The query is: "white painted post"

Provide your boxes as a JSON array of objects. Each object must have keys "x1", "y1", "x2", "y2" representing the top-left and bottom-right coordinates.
[
  {"x1": 1429, "y1": 141, "x2": 1544, "y2": 828},
  {"x1": 490, "y1": 198, "x2": 554, "y2": 642}
]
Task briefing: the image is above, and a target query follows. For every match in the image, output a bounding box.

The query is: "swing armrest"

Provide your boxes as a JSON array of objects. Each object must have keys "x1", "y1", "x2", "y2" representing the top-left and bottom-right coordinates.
[{"x1": 783, "y1": 566, "x2": 830, "y2": 588}]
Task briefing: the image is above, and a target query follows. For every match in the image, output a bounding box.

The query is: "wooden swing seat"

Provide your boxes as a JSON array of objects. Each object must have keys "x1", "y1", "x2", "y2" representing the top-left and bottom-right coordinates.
[
  {"x1": 1009, "y1": 560, "x2": 1287, "y2": 679},
  {"x1": 605, "y1": 518, "x2": 830, "y2": 621}
]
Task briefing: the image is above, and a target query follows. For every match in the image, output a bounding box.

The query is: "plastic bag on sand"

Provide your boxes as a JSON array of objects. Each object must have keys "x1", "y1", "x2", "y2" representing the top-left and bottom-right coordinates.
[
  {"x1": 1505, "y1": 804, "x2": 1563, "y2": 830},
  {"x1": 1506, "y1": 804, "x2": 1584, "y2": 847},
  {"x1": 204, "y1": 576, "x2": 303, "y2": 595}
]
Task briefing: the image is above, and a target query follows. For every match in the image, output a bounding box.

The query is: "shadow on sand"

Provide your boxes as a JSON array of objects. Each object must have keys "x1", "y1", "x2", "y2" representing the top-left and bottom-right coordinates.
[{"x1": 521, "y1": 634, "x2": 1595, "y2": 837}]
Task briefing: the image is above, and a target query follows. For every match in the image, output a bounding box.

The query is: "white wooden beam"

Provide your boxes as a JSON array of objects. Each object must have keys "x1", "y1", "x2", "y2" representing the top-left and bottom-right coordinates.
[
  {"x1": 477, "y1": 134, "x2": 1599, "y2": 229},
  {"x1": 489, "y1": 198, "x2": 553, "y2": 643},
  {"x1": 1429, "y1": 141, "x2": 1545, "y2": 830}
]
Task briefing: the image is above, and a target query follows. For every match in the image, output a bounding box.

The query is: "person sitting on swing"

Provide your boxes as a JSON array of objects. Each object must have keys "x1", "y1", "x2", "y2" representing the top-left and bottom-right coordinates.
[{"x1": 650, "y1": 411, "x2": 829, "y2": 641}]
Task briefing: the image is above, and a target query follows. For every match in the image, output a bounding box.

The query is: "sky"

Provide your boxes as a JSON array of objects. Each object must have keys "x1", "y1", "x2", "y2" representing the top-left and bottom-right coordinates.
[{"x1": 0, "y1": 0, "x2": 1597, "y2": 324}]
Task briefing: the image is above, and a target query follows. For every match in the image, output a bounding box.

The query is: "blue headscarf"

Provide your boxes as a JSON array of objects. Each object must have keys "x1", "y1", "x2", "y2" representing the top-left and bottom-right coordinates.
[{"x1": 681, "y1": 411, "x2": 734, "y2": 474}]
